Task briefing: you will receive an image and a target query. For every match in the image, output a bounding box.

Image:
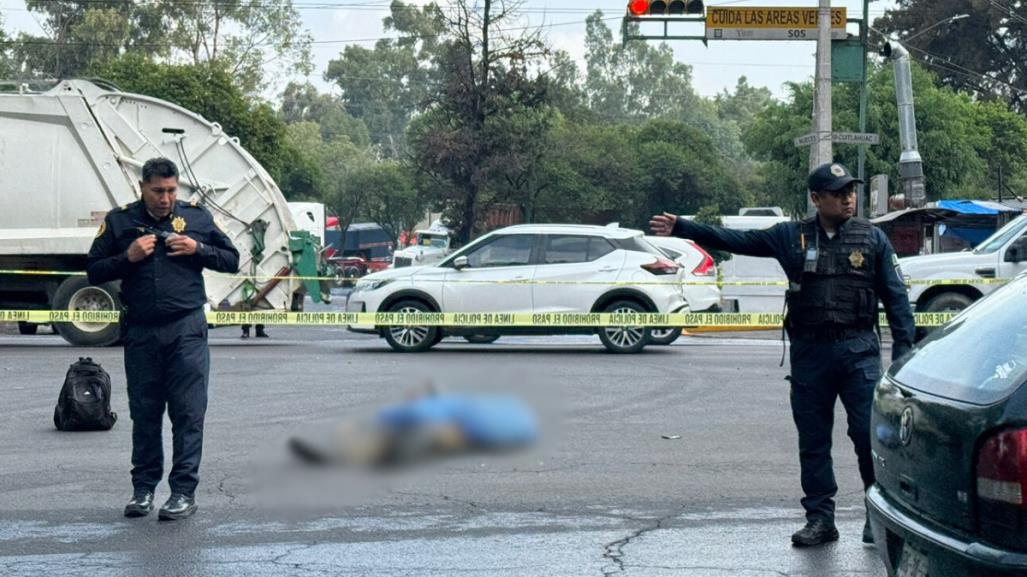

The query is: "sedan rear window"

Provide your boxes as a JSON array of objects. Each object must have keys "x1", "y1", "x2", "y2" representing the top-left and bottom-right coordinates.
[{"x1": 889, "y1": 277, "x2": 1027, "y2": 404}]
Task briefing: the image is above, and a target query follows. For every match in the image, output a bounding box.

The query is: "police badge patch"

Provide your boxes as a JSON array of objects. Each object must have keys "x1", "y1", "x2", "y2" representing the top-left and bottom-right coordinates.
[
  {"x1": 171, "y1": 216, "x2": 187, "y2": 233},
  {"x1": 849, "y1": 250, "x2": 865, "y2": 268}
]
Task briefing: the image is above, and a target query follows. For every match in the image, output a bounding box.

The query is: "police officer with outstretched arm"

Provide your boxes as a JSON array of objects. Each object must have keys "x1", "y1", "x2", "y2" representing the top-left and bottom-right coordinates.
[
  {"x1": 87, "y1": 158, "x2": 240, "y2": 521},
  {"x1": 651, "y1": 162, "x2": 915, "y2": 547}
]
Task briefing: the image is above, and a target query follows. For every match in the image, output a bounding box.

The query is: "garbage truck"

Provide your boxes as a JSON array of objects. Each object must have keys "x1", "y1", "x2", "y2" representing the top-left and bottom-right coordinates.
[{"x1": 0, "y1": 79, "x2": 330, "y2": 346}]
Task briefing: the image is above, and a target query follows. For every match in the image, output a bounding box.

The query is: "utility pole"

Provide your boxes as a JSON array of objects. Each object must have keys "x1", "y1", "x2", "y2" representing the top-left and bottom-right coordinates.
[
  {"x1": 808, "y1": 0, "x2": 834, "y2": 215},
  {"x1": 856, "y1": 0, "x2": 869, "y2": 218}
]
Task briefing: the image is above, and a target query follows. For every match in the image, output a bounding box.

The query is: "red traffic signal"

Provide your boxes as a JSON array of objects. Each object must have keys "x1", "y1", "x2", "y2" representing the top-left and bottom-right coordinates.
[
  {"x1": 627, "y1": 0, "x2": 703, "y2": 15},
  {"x1": 628, "y1": 0, "x2": 650, "y2": 16}
]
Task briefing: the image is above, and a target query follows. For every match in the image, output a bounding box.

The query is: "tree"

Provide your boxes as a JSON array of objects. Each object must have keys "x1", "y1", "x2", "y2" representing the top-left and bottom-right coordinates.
[
  {"x1": 325, "y1": 1, "x2": 447, "y2": 158},
  {"x1": 744, "y1": 63, "x2": 1027, "y2": 212},
  {"x1": 14, "y1": 1, "x2": 167, "y2": 79},
  {"x1": 584, "y1": 12, "x2": 702, "y2": 124},
  {"x1": 165, "y1": 0, "x2": 312, "y2": 93},
  {"x1": 407, "y1": 0, "x2": 551, "y2": 244},
  {"x1": 14, "y1": 1, "x2": 311, "y2": 92},
  {"x1": 346, "y1": 161, "x2": 424, "y2": 241},
  {"x1": 876, "y1": 1, "x2": 1027, "y2": 114},
  {"x1": 280, "y1": 82, "x2": 370, "y2": 146}
]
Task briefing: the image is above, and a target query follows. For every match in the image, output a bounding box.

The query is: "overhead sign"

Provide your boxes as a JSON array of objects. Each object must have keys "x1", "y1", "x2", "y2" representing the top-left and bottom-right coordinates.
[
  {"x1": 706, "y1": 7, "x2": 847, "y2": 41},
  {"x1": 794, "y1": 132, "x2": 880, "y2": 147}
]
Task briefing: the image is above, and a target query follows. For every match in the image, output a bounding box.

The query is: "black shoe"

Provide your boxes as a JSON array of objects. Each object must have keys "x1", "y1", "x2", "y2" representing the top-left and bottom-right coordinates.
[
  {"x1": 241, "y1": 331, "x2": 250, "y2": 339},
  {"x1": 863, "y1": 519, "x2": 875, "y2": 545},
  {"x1": 123, "y1": 490, "x2": 154, "y2": 518},
  {"x1": 256, "y1": 328, "x2": 270, "y2": 338},
  {"x1": 158, "y1": 493, "x2": 197, "y2": 521},
  {"x1": 791, "y1": 518, "x2": 840, "y2": 547}
]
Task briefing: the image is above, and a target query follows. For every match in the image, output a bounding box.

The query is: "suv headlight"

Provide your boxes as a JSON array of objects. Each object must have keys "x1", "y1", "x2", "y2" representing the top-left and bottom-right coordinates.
[{"x1": 354, "y1": 279, "x2": 393, "y2": 292}]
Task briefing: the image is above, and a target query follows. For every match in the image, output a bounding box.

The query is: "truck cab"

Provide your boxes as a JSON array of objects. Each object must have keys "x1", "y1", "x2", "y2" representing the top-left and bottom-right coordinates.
[
  {"x1": 393, "y1": 228, "x2": 452, "y2": 268},
  {"x1": 902, "y1": 214, "x2": 1027, "y2": 321}
]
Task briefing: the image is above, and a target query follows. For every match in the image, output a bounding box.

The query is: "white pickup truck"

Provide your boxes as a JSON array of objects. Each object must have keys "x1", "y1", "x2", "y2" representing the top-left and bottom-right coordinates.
[{"x1": 901, "y1": 214, "x2": 1027, "y2": 317}]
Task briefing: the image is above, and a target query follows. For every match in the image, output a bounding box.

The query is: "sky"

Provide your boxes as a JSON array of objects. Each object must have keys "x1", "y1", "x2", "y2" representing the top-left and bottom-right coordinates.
[{"x1": 0, "y1": 0, "x2": 899, "y2": 100}]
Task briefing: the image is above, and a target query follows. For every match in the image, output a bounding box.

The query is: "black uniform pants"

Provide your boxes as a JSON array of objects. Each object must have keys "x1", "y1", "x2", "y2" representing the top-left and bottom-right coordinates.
[
  {"x1": 123, "y1": 309, "x2": 209, "y2": 496},
  {"x1": 788, "y1": 332, "x2": 882, "y2": 524}
]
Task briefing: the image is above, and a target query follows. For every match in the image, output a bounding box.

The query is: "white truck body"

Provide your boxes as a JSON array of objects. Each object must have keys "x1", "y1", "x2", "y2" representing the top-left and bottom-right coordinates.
[
  {"x1": 0, "y1": 79, "x2": 316, "y2": 344},
  {"x1": 712, "y1": 215, "x2": 791, "y2": 313}
]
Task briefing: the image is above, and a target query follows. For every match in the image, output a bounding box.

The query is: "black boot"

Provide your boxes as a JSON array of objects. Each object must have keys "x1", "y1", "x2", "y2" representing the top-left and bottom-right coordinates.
[
  {"x1": 791, "y1": 518, "x2": 840, "y2": 547},
  {"x1": 255, "y1": 325, "x2": 269, "y2": 338},
  {"x1": 123, "y1": 489, "x2": 154, "y2": 518},
  {"x1": 158, "y1": 493, "x2": 197, "y2": 521}
]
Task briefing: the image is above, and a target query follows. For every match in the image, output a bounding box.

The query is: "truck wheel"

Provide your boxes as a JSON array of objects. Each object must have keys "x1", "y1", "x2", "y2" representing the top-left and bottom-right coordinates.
[
  {"x1": 916, "y1": 291, "x2": 975, "y2": 341},
  {"x1": 53, "y1": 277, "x2": 122, "y2": 347},
  {"x1": 598, "y1": 300, "x2": 651, "y2": 354},
  {"x1": 382, "y1": 299, "x2": 439, "y2": 353},
  {"x1": 17, "y1": 322, "x2": 38, "y2": 335}
]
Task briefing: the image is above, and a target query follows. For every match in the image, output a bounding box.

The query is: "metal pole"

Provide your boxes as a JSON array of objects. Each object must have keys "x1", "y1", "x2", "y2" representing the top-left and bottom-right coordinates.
[
  {"x1": 809, "y1": 0, "x2": 834, "y2": 215},
  {"x1": 856, "y1": 0, "x2": 869, "y2": 218}
]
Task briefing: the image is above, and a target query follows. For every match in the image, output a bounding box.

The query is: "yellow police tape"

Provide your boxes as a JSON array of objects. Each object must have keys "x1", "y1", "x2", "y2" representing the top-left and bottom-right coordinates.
[
  {"x1": 0, "y1": 310, "x2": 956, "y2": 328},
  {"x1": 0, "y1": 268, "x2": 1013, "y2": 287}
]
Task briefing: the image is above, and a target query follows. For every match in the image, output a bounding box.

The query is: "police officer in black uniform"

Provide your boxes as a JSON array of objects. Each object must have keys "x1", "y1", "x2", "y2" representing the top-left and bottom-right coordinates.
[
  {"x1": 87, "y1": 158, "x2": 240, "y2": 521},
  {"x1": 651, "y1": 162, "x2": 915, "y2": 547}
]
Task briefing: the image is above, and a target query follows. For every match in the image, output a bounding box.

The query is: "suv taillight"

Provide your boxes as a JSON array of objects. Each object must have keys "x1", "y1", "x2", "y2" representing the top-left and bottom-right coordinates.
[
  {"x1": 642, "y1": 257, "x2": 680, "y2": 276},
  {"x1": 688, "y1": 241, "x2": 716, "y2": 277},
  {"x1": 977, "y1": 428, "x2": 1027, "y2": 508}
]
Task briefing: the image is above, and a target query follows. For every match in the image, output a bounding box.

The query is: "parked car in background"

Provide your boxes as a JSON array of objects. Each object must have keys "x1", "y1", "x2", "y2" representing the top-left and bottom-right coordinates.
[
  {"x1": 868, "y1": 272, "x2": 1027, "y2": 577},
  {"x1": 645, "y1": 235, "x2": 720, "y2": 344},
  {"x1": 347, "y1": 224, "x2": 687, "y2": 353}
]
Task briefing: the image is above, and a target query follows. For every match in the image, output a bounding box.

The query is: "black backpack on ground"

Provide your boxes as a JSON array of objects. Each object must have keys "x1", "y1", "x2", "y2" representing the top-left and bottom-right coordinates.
[{"x1": 54, "y1": 357, "x2": 117, "y2": 431}]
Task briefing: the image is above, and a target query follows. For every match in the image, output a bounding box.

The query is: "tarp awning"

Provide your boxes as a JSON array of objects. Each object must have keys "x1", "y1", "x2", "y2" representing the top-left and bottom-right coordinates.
[{"x1": 936, "y1": 200, "x2": 1021, "y2": 215}]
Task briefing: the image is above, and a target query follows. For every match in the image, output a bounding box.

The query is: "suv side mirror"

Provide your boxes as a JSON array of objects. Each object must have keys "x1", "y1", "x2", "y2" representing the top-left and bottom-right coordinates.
[
  {"x1": 1005, "y1": 237, "x2": 1027, "y2": 263},
  {"x1": 453, "y1": 256, "x2": 469, "y2": 270}
]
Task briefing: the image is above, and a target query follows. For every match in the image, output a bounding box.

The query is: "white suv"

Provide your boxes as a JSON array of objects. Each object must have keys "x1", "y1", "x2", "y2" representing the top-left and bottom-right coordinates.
[
  {"x1": 645, "y1": 235, "x2": 721, "y2": 344},
  {"x1": 347, "y1": 224, "x2": 688, "y2": 353}
]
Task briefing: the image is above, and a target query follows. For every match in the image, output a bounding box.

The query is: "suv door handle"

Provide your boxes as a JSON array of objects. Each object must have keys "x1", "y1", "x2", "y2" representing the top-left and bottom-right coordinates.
[
  {"x1": 975, "y1": 267, "x2": 996, "y2": 278},
  {"x1": 598, "y1": 267, "x2": 618, "y2": 272}
]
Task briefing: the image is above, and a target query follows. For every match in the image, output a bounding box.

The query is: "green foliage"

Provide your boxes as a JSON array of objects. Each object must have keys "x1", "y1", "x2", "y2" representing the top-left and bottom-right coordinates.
[
  {"x1": 745, "y1": 63, "x2": 1027, "y2": 207},
  {"x1": 877, "y1": 1, "x2": 1027, "y2": 114},
  {"x1": 16, "y1": 0, "x2": 311, "y2": 91}
]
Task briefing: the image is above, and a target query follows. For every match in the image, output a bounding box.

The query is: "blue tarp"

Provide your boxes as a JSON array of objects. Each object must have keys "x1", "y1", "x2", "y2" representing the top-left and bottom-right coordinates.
[{"x1": 937, "y1": 200, "x2": 1020, "y2": 215}]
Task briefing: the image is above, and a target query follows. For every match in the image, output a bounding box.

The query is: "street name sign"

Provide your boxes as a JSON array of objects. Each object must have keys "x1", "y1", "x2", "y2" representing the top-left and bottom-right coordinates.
[{"x1": 793, "y1": 132, "x2": 880, "y2": 147}]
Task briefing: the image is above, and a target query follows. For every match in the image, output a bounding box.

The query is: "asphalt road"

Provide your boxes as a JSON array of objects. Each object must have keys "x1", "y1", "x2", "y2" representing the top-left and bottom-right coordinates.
[{"x1": 0, "y1": 323, "x2": 887, "y2": 576}]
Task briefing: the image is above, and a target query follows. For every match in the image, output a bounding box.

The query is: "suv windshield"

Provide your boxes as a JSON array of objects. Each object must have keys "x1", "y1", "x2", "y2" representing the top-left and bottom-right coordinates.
[
  {"x1": 888, "y1": 276, "x2": 1027, "y2": 404},
  {"x1": 973, "y1": 215, "x2": 1027, "y2": 255}
]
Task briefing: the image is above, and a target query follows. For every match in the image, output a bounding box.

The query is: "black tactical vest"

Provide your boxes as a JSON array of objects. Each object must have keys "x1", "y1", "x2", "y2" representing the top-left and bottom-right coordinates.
[{"x1": 786, "y1": 217, "x2": 878, "y2": 332}]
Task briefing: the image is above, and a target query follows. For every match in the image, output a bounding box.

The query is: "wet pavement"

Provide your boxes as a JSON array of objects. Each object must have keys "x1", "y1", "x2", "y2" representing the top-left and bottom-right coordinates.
[{"x1": 0, "y1": 324, "x2": 887, "y2": 576}]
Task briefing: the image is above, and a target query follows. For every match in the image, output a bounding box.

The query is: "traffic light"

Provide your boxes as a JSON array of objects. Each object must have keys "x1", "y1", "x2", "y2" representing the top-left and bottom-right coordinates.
[{"x1": 627, "y1": 0, "x2": 704, "y2": 16}]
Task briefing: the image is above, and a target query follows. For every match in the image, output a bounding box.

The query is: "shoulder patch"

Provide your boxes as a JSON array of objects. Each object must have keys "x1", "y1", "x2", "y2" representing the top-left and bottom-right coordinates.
[{"x1": 94, "y1": 220, "x2": 107, "y2": 239}]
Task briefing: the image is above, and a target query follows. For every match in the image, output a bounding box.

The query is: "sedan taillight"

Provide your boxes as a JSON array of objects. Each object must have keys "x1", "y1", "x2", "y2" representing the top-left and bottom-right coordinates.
[
  {"x1": 977, "y1": 428, "x2": 1027, "y2": 508},
  {"x1": 641, "y1": 257, "x2": 680, "y2": 276}
]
